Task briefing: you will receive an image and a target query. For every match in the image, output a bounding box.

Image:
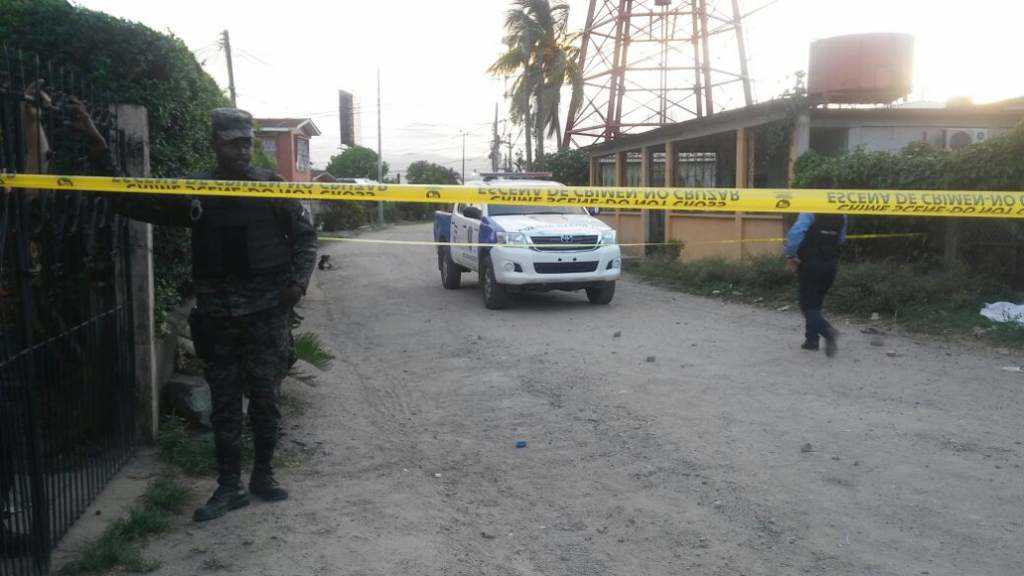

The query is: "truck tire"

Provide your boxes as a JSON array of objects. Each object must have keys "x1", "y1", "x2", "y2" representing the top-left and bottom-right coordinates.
[
  {"x1": 586, "y1": 281, "x2": 615, "y2": 305},
  {"x1": 439, "y1": 246, "x2": 462, "y2": 290},
  {"x1": 481, "y1": 257, "x2": 510, "y2": 310}
]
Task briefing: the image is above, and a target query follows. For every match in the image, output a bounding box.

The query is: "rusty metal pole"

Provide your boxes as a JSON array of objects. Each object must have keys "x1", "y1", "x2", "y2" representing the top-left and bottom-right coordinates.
[
  {"x1": 731, "y1": 0, "x2": 754, "y2": 106},
  {"x1": 691, "y1": 4, "x2": 704, "y2": 118},
  {"x1": 698, "y1": 0, "x2": 714, "y2": 115}
]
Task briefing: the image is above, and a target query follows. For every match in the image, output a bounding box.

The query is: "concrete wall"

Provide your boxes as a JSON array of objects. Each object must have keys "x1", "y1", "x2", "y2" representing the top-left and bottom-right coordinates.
[
  {"x1": 114, "y1": 104, "x2": 159, "y2": 441},
  {"x1": 813, "y1": 124, "x2": 1015, "y2": 155},
  {"x1": 597, "y1": 211, "x2": 644, "y2": 258},
  {"x1": 666, "y1": 213, "x2": 785, "y2": 262}
]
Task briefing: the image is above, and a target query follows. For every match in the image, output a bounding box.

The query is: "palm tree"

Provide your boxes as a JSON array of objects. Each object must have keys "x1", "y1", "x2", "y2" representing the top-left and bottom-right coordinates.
[
  {"x1": 541, "y1": 38, "x2": 583, "y2": 151},
  {"x1": 489, "y1": 0, "x2": 582, "y2": 167}
]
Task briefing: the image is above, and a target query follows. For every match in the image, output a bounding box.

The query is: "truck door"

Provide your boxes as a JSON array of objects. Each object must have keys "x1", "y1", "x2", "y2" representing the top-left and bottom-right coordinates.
[{"x1": 451, "y1": 203, "x2": 480, "y2": 268}]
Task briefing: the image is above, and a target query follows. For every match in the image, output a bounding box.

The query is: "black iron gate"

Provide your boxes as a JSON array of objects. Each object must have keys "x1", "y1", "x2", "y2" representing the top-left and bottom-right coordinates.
[{"x1": 1, "y1": 47, "x2": 138, "y2": 575}]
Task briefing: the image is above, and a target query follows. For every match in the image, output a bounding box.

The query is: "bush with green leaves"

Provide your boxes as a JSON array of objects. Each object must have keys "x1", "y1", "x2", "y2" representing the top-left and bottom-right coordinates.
[
  {"x1": 535, "y1": 148, "x2": 589, "y2": 186},
  {"x1": 1, "y1": 0, "x2": 231, "y2": 323},
  {"x1": 327, "y1": 145, "x2": 388, "y2": 180},
  {"x1": 317, "y1": 201, "x2": 369, "y2": 232},
  {"x1": 793, "y1": 123, "x2": 1024, "y2": 283},
  {"x1": 631, "y1": 255, "x2": 1024, "y2": 343}
]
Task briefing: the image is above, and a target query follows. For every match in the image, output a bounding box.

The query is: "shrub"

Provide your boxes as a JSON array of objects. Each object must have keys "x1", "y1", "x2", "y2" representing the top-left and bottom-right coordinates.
[
  {"x1": 317, "y1": 202, "x2": 368, "y2": 232},
  {"x1": 535, "y1": 148, "x2": 589, "y2": 186},
  {"x1": 293, "y1": 331, "x2": 334, "y2": 371},
  {"x1": 1, "y1": 0, "x2": 230, "y2": 323},
  {"x1": 792, "y1": 123, "x2": 1024, "y2": 285}
]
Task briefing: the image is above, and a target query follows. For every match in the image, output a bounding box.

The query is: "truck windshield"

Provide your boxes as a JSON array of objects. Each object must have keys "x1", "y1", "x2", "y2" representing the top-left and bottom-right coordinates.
[{"x1": 488, "y1": 205, "x2": 587, "y2": 216}]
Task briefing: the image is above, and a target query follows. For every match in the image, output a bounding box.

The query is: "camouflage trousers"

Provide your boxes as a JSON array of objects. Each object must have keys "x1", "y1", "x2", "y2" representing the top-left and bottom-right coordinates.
[{"x1": 204, "y1": 306, "x2": 291, "y2": 488}]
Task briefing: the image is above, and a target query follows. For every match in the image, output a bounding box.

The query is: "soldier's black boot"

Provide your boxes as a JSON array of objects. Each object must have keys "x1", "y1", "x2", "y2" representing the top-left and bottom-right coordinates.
[
  {"x1": 249, "y1": 464, "x2": 288, "y2": 502},
  {"x1": 250, "y1": 415, "x2": 287, "y2": 501},
  {"x1": 192, "y1": 484, "x2": 250, "y2": 522},
  {"x1": 194, "y1": 439, "x2": 249, "y2": 522}
]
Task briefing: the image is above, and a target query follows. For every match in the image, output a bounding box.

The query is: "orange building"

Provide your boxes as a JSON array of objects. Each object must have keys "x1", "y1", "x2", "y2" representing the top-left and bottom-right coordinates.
[{"x1": 255, "y1": 118, "x2": 321, "y2": 182}]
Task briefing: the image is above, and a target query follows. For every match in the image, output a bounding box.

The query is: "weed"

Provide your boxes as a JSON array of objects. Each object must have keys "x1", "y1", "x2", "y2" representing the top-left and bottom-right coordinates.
[
  {"x1": 293, "y1": 331, "x2": 335, "y2": 371},
  {"x1": 157, "y1": 415, "x2": 297, "y2": 477},
  {"x1": 630, "y1": 256, "x2": 1024, "y2": 346},
  {"x1": 62, "y1": 538, "x2": 160, "y2": 574},
  {"x1": 142, "y1": 476, "x2": 191, "y2": 515},
  {"x1": 59, "y1": 476, "x2": 190, "y2": 574},
  {"x1": 157, "y1": 416, "x2": 217, "y2": 476}
]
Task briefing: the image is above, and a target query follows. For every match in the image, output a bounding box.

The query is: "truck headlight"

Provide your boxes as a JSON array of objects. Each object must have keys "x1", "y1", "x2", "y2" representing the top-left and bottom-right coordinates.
[
  {"x1": 599, "y1": 230, "x2": 617, "y2": 245},
  {"x1": 496, "y1": 231, "x2": 530, "y2": 246}
]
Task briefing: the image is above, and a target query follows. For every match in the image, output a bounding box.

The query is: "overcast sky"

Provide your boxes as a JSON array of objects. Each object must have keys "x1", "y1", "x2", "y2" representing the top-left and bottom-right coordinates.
[{"x1": 77, "y1": 0, "x2": 1022, "y2": 175}]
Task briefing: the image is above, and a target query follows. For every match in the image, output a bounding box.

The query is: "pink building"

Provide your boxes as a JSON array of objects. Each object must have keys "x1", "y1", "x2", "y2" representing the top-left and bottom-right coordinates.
[{"x1": 255, "y1": 118, "x2": 322, "y2": 182}]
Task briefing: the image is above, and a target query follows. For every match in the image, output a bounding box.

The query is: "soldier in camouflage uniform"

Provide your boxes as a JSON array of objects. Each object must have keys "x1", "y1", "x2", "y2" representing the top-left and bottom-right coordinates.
[{"x1": 107, "y1": 109, "x2": 318, "y2": 522}]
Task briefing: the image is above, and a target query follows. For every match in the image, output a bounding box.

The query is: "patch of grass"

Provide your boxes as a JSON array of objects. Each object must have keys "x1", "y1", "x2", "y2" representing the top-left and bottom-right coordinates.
[
  {"x1": 630, "y1": 256, "x2": 1024, "y2": 346},
  {"x1": 157, "y1": 416, "x2": 217, "y2": 476},
  {"x1": 157, "y1": 415, "x2": 298, "y2": 477},
  {"x1": 107, "y1": 507, "x2": 171, "y2": 542},
  {"x1": 64, "y1": 537, "x2": 160, "y2": 574},
  {"x1": 293, "y1": 331, "x2": 335, "y2": 371},
  {"x1": 59, "y1": 477, "x2": 191, "y2": 575},
  {"x1": 142, "y1": 476, "x2": 191, "y2": 515}
]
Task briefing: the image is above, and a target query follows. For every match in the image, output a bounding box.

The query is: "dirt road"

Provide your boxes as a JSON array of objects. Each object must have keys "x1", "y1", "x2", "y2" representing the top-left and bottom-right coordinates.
[{"x1": 144, "y1": 223, "x2": 1023, "y2": 576}]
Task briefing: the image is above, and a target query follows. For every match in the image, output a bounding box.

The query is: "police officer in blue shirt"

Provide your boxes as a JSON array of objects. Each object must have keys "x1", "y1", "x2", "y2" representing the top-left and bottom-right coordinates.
[{"x1": 784, "y1": 213, "x2": 848, "y2": 357}]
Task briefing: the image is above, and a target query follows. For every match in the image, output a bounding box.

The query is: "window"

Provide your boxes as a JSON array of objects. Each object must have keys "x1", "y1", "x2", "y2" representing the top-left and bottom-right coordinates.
[
  {"x1": 295, "y1": 137, "x2": 310, "y2": 172},
  {"x1": 261, "y1": 137, "x2": 277, "y2": 155}
]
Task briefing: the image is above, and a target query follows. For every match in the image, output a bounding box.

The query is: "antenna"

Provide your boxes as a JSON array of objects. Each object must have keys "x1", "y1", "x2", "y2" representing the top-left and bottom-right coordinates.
[{"x1": 564, "y1": 0, "x2": 755, "y2": 148}]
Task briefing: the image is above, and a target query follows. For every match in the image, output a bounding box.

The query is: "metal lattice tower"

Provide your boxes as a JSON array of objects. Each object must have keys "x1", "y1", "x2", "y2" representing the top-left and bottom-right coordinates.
[{"x1": 564, "y1": 0, "x2": 754, "y2": 148}]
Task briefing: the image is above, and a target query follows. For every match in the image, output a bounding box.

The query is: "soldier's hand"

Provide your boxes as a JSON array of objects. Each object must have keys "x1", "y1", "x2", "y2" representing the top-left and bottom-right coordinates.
[
  {"x1": 280, "y1": 284, "x2": 303, "y2": 308},
  {"x1": 67, "y1": 96, "x2": 107, "y2": 154},
  {"x1": 786, "y1": 258, "x2": 800, "y2": 273}
]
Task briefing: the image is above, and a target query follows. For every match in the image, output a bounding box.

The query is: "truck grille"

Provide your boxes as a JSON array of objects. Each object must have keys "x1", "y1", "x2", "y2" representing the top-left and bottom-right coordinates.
[
  {"x1": 534, "y1": 261, "x2": 600, "y2": 274},
  {"x1": 530, "y1": 235, "x2": 600, "y2": 252}
]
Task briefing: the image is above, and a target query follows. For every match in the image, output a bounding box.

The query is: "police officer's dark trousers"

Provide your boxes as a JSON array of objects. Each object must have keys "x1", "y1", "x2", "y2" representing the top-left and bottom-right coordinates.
[
  {"x1": 798, "y1": 258, "x2": 838, "y2": 346},
  {"x1": 204, "y1": 307, "x2": 291, "y2": 489}
]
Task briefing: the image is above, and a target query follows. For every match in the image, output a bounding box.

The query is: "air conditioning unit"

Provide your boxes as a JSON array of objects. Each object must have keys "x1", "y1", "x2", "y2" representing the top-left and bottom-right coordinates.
[{"x1": 945, "y1": 128, "x2": 988, "y2": 150}]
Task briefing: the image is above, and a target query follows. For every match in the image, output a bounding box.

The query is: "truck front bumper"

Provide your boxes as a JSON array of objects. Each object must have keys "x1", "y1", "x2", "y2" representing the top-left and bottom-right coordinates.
[{"x1": 490, "y1": 245, "x2": 622, "y2": 287}]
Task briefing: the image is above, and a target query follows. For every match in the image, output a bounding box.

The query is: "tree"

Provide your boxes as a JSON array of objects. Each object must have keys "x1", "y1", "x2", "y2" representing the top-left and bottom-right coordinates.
[
  {"x1": 0, "y1": 0, "x2": 230, "y2": 325},
  {"x1": 406, "y1": 161, "x2": 460, "y2": 185},
  {"x1": 326, "y1": 146, "x2": 388, "y2": 180},
  {"x1": 535, "y1": 148, "x2": 588, "y2": 186},
  {"x1": 489, "y1": 0, "x2": 583, "y2": 166}
]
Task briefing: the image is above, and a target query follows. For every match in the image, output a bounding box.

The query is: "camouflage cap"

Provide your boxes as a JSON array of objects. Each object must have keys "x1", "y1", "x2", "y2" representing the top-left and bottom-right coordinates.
[{"x1": 211, "y1": 108, "x2": 253, "y2": 140}]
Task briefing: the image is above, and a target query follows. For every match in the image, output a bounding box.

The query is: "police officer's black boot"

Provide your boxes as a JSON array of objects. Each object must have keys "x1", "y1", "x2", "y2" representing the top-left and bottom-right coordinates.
[
  {"x1": 823, "y1": 325, "x2": 839, "y2": 358},
  {"x1": 249, "y1": 449, "x2": 288, "y2": 502},
  {"x1": 193, "y1": 445, "x2": 249, "y2": 522}
]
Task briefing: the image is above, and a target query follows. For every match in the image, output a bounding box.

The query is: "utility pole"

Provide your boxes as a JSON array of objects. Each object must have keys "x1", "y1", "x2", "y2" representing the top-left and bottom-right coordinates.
[
  {"x1": 461, "y1": 131, "x2": 467, "y2": 184},
  {"x1": 506, "y1": 130, "x2": 514, "y2": 172},
  {"x1": 221, "y1": 30, "x2": 237, "y2": 107},
  {"x1": 376, "y1": 68, "x2": 384, "y2": 225},
  {"x1": 489, "y1": 103, "x2": 501, "y2": 172}
]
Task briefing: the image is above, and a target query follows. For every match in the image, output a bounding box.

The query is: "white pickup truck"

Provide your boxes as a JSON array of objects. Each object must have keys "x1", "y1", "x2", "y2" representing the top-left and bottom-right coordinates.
[{"x1": 433, "y1": 176, "x2": 621, "y2": 309}]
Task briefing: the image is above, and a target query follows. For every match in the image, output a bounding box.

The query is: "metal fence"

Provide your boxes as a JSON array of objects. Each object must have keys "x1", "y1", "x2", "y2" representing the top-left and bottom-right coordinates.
[{"x1": 1, "y1": 46, "x2": 138, "y2": 575}]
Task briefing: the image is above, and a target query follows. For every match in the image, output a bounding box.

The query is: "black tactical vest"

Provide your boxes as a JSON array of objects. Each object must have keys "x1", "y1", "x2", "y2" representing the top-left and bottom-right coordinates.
[
  {"x1": 799, "y1": 214, "x2": 844, "y2": 263},
  {"x1": 191, "y1": 197, "x2": 292, "y2": 279}
]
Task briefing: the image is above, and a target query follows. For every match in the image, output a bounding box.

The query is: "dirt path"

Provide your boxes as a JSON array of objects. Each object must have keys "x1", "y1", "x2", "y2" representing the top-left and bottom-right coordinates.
[{"x1": 142, "y1": 223, "x2": 1023, "y2": 576}]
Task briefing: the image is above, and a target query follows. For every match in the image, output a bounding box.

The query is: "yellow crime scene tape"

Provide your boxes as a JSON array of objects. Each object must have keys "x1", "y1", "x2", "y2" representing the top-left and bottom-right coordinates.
[
  {"x1": 3, "y1": 173, "x2": 1024, "y2": 219},
  {"x1": 317, "y1": 233, "x2": 925, "y2": 249}
]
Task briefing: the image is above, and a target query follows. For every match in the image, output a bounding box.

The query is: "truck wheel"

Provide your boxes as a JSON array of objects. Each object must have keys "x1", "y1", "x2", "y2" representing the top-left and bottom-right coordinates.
[
  {"x1": 439, "y1": 246, "x2": 461, "y2": 290},
  {"x1": 586, "y1": 281, "x2": 615, "y2": 305},
  {"x1": 481, "y1": 257, "x2": 510, "y2": 310}
]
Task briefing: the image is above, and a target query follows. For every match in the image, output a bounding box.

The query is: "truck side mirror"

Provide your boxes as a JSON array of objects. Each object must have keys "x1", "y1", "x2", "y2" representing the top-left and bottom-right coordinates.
[
  {"x1": 587, "y1": 207, "x2": 601, "y2": 216},
  {"x1": 462, "y1": 206, "x2": 483, "y2": 220}
]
